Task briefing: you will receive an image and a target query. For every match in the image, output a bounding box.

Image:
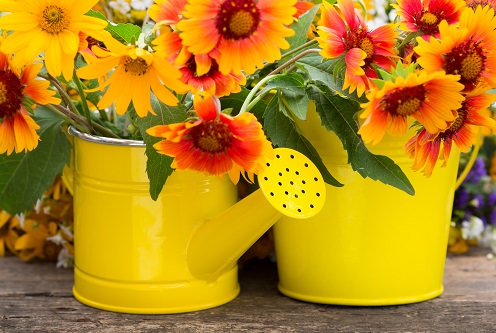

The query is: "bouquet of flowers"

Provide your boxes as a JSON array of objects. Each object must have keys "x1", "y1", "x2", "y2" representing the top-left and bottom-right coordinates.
[{"x1": 0, "y1": 0, "x2": 495, "y2": 227}]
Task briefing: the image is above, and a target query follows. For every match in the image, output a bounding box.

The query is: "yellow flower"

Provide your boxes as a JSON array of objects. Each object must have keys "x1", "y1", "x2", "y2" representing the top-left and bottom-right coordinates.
[
  {"x1": 77, "y1": 36, "x2": 188, "y2": 117},
  {"x1": 14, "y1": 219, "x2": 59, "y2": 261},
  {"x1": 0, "y1": 0, "x2": 109, "y2": 80},
  {"x1": 0, "y1": 211, "x2": 17, "y2": 256}
]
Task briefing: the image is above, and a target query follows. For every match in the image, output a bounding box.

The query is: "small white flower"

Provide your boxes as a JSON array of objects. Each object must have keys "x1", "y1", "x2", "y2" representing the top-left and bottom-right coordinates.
[
  {"x1": 109, "y1": 0, "x2": 131, "y2": 15},
  {"x1": 58, "y1": 224, "x2": 73, "y2": 239},
  {"x1": 481, "y1": 226, "x2": 496, "y2": 253},
  {"x1": 56, "y1": 247, "x2": 74, "y2": 268},
  {"x1": 16, "y1": 213, "x2": 26, "y2": 229},
  {"x1": 34, "y1": 199, "x2": 43, "y2": 214},
  {"x1": 46, "y1": 233, "x2": 65, "y2": 246},
  {"x1": 461, "y1": 216, "x2": 485, "y2": 241},
  {"x1": 131, "y1": 0, "x2": 154, "y2": 11}
]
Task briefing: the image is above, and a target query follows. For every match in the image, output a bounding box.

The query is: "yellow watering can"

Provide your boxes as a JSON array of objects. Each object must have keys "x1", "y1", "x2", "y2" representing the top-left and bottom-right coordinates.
[{"x1": 67, "y1": 126, "x2": 326, "y2": 314}]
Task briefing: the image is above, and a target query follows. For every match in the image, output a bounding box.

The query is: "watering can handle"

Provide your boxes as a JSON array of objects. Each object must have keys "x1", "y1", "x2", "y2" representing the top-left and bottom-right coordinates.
[{"x1": 454, "y1": 129, "x2": 482, "y2": 189}]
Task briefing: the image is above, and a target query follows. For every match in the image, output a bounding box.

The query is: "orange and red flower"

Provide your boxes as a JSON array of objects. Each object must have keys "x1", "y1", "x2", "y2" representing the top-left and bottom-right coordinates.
[
  {"x1": 392, "y1": 0, "x2": 465, "y2": 38},
  {"x1": 406, "y1": 90, "x2": 496, "y2": 176},
  {"x1": 146, "y1": 92, "x2": 273, "y2": 182},
  {"x1": 0, "y1": 48, "x2": 60, "y2": 155},
  {"x1": 176, "y1": 0, "x2": 297, "y2": 75},
  {"x1": 415, "y1": 5, "x2": 496, "y2": 92},
  {"x1": 316, "y1": 0, "x2": 398, "y2": 97},
  {"x1": 358, "y1": 70, "x2": 465, "y2": 144}
]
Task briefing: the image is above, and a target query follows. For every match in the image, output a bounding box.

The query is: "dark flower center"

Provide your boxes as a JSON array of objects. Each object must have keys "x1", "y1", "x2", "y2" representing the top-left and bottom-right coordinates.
[
  {"x1": 40, "y1": 5, "x2": 70, "y2": 33},
  {"x1": 190, "y1": 120, "x2": 233, "y2": 153},
  {"x1": 383, "y1": 85, "x2": 426, "y2": 117},
  {"x1": 122, "y1": 56, "x2": 149, "y2": 76},
  {"x1": 0, "y1": 70, "x2": 24, "y2": 119},
  {"x1": 444, "y1": 39, "x2": 485, "y2": 91},
  {"x1": 216, "y1": 0, "x2": 261, "y2": 40},
  {"x1": 414, "y1": 10, "x2": 443, "y2": 35},
  {"x1": 186, "y1": 57, "x2": 219, "y2": 78},
  {"x1": 438, "y1": 105, "x2": 468, "y2": 141},
  {"x1": 346, "y1": 29, "x2": 375, "y2": 66}
]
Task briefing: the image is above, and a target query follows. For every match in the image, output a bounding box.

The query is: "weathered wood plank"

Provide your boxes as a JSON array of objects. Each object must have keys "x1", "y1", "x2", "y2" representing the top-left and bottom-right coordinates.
[{"x1": 1, "y1": 249, "x2": 496, "y2": 332}]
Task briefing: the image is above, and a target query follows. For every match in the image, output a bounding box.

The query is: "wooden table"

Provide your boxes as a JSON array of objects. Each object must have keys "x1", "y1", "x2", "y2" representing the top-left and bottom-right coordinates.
[{"x1": 1, "y1": 248, "x2": 496, "y2": 332}]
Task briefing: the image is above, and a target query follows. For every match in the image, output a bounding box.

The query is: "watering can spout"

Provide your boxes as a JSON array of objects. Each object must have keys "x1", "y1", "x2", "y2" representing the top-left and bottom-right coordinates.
[
  {"x1": 187, "y1": 189, "x2": 282, "y2": 278},
  {"x1": 187, "y1": 148, "x2": 327, "y2": 279}
]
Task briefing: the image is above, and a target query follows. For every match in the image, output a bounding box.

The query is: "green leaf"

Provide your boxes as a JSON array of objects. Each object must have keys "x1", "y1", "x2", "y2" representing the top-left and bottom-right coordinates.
[
  {"x1": 307, "y1": 83, "x2": 415, "y2": 195},
  {"x1": 0, "y1": 107, "x2": 71, "y2": 214},
  {"x1": 263, "y1": 96, "x2": 343, "y2": 187},
  {"x1": 137, "y1": 96, "x2": 188, "y2": 200},
  {"x1": 285, "y1": 4, "x2": 320, "y2": 52},
  {"x1": 220, "y1": 87, "x2": 266, "y2": 119},
  {"x1": 106, "y1": 22, "x2": 142, "y2": 44},
  {"x1": 297, "y1": 53, "x2": 354, "y2": 99},
  {"x1": 262, "y1": 73, "x2": 309, "y2": 120}
]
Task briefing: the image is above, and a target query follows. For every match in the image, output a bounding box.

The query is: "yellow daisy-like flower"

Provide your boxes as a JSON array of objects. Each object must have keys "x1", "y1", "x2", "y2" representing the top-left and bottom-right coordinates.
[
  {"x1": 15, "y1": 219, "x2": 59, "y2": 261},
  {"x1": 415, "y1": 5, "x2": 496, "y2": 92},
  {"x1": 77, "y1": 36, "x2": 188, "y2": 117},
  {"x1": 0, "y1": 211, "x2": 17, "y2": 256},
  {"x1": 0, "y1": 0, "x2": 109, "y2": 81},
  {"x1": 358, "y1": 71, "x2": 465, "y2": 145},
  {"x1": 176, "y1": 0, "x2": 297, "y2": 75}
]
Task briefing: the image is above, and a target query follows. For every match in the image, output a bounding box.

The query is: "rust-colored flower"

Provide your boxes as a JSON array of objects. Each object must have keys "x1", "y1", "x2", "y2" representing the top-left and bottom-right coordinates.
[
  {"x1": 406, "y1": 90, "x2": 496, "y2": 176},
  {"x1": 316, "y1": 0, "x2": 398, "y2": 97},
  {"x1": 176, "y1": 0, "x2": 296, "y2": 75},
  {"x1": 415, "y1": 5, "x2": 496, "y2": 92},
  {"x1": 146, "y1": 92, "x2": 273, "y2": 183},
  {"x1": 358, "y1": 70, "x2": 465, "y2": 144}
]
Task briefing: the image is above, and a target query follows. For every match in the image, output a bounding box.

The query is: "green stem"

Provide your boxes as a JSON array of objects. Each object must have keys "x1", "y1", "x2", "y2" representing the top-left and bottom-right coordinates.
[
  {"x1": 280, "y1": 39, "x2": 318, "y2": 60},
  {"x1": 239, "y1": 74, "x2": 279, "y2": 115},
  {"x1": 268, "y1": 48, "x2": 321, "y2": 76},
  {"x1": 72, "y1": 69, "x2": 93, "y2": 129},
  {"x1": 238, "y1": 48, "x2": 321, "y2": 115},
  {"x1": 44, "y1": 75, "x2": 82, "y2": 118}
]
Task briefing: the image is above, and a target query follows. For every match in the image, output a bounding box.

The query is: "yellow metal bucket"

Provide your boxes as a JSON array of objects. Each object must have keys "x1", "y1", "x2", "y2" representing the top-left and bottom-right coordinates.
[
  {"x1": 69, "y1": 128, "x2": 239, "y2": 314},
  {"x1": 273, "y1": 104, "x2": 460, "y2": 305}
]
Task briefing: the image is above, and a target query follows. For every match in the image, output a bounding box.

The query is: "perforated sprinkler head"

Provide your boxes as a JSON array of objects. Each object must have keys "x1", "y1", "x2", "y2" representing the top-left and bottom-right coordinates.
[{"x1": 258, "y1": 148, "x2": 326, "y2": 219}]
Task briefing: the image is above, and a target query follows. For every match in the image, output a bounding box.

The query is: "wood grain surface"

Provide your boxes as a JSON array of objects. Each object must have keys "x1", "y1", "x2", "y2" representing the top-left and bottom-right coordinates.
[{"x1": 1, "y1": 248, "x2": 496, "y2": 332}]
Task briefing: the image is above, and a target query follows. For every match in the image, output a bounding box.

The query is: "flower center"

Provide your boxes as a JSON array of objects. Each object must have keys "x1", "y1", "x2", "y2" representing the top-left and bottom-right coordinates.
[
  {"x1": 216, "y1": 0, "x2": 261, "y2": 40},
  {"x1": 383, "y1": 85, "x2": 426, "y2": 117},
  {"x1": 346, "y1": 29, "x2": 375, "y2": 64},
  {"x1": 360, "y1": 37, "x2": 375, "y2": 59},
  {"x1": 439, "y1": 107, "x2": 467, "y2": 141},
  {"x1": 0, "y1": 70, "x2": 24, "y2": 119},
  {"x1": 420, "y1": 12, "x2": 438, "y2": 25},
  {"x1": 191, "y1": 120, "x2": 233, "y2": 153},
  {"x1": 39, "y1": 5, "x2": 70, "y2": 33},
  {"x1": 122, "y1": 56, "x2": 149, "y2": 76},
  {"x1": 445, "y1": 39, "x2": 485, "y2": 90},
  {"x1": 461, "y1": 53, "x2": 483, "y2": 81},
  {"x1": 416, "y1": 10, "x2": 441, "y2": 35}
]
